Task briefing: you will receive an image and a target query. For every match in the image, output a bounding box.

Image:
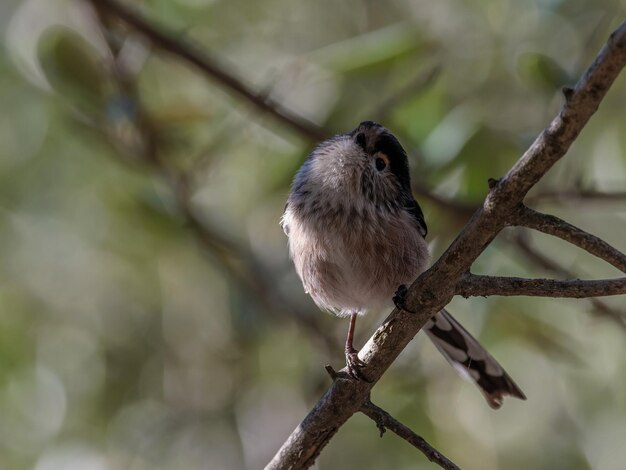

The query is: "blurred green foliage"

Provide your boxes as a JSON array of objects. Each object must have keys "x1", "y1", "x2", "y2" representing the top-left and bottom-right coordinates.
[{"x1": 1, "y1": 0, "x2": 626, "y2": 469}]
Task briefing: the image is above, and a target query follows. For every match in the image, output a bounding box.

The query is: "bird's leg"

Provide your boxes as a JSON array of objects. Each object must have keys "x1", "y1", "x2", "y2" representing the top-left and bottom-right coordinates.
[{"x1": 344, "y1": 312, "x2": 370, "y2": 382}]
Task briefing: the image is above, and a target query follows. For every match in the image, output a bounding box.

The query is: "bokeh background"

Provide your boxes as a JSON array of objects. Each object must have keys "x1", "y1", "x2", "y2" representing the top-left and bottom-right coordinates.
[{"x1": 1, "y1": 0, "x2": 626, "y2": 469}]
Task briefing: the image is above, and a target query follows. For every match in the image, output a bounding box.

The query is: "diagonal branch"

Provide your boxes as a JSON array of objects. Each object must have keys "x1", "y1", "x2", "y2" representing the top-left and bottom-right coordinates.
[
  {"x1": 412, "y1": 184, "x2": 478, "y2": 219},
  {"x1": 87, "y1": 0, "x2": 328, "y2": 142},
  {"x1": 360, "y1": 400, "x2": 460, "y2": 470},
  {"x1": 267, "y1": 19, "x2": 626, "y2": 469},
  {"x1": 456, "y1": 273, "x2": 626, "y2": 298},
  {"x1": 511, "y1": 205, "x2": 626, "y2": 273}
]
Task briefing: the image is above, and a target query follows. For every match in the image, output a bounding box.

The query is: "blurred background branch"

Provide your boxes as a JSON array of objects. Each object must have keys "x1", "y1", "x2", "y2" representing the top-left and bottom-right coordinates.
[{"x1": 88, "y1": 0, "x2": 329, "y2": 142}]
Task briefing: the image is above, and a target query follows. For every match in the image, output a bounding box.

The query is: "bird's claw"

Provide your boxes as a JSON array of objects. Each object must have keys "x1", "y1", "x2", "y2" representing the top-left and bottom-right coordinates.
[
  {"x1": 393, "y1": 284, "x2": 415, "y2": 312},
  {"x1": 345, "y1": 349, "x2": 372, "y2": 382}
]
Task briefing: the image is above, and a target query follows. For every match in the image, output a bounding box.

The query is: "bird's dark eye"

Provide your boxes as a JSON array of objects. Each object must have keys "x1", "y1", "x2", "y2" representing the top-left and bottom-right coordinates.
[
  {"x1": 356, "y1": 132, "x2": 366, "y2": 150},
  {"x1": 375, "y1": 157, "x2": 387, "y2": 171}
]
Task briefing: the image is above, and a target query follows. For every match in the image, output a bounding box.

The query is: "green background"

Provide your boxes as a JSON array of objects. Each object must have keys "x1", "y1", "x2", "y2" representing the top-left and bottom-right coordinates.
[{"x1": 1, "y1": 0, "x2": 625, "y2": 468}]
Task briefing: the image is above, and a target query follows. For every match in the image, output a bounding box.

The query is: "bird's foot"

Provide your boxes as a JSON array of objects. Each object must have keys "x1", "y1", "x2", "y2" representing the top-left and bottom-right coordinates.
[
  {"x1": 393, "y1": 284, "x2": 415, "y2": 313},
  {"x1": 345, "y1": 348, "x2": 371, "y2": 382}
]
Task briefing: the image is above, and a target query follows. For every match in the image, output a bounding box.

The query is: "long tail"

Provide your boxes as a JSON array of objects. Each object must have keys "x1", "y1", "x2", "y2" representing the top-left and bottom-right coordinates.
[{"x1": 424, "y1": 309, "x2": 526, "y2": 409}]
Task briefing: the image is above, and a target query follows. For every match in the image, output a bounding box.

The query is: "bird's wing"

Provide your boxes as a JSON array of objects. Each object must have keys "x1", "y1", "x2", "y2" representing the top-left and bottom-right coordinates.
[{"x1": 405, "y1": 197, "x2": 427, "y2": 237}]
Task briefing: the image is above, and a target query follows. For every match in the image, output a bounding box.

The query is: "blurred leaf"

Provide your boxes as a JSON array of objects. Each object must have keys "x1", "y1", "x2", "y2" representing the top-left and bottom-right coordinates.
[
  {"x1": 0, "y1": 287, "x2": 37, "y2": 387},
  {"x1": 457, "y1": 127, "x2": 519, "y2": 200},
  {"x1": 37, "y1": 27, "x2": 108, "y2": 114},
  {"x1": 392, "y1": 80, "x2": 448, "y2": 143},
  {"x1": 517, "y1": 52, "x2": 572, "y2": 91},
  {"x1": 308, "y1": 22, "x2": 426, "y2": 73}
]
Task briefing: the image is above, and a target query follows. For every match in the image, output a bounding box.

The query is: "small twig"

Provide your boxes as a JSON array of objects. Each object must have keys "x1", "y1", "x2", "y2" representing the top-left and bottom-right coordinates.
[
  {"x1": 412, "y1": 184, "x2": 478, "y2": 219},
  {"x1": 86, "y1": 0, "x2": 328, "y2": 142},
  {"x1": 512, "y1": 205, "x2": 626, "y2": 273},
  {"x1": 409, "y1": 188, "x2": 626, "y2": 222},
  {"x1": 360, "y1": 400, "x2": 460, "y2": 470},
  {"x1": 456, "y1": 273, "x2": 626, "y2": 298}
]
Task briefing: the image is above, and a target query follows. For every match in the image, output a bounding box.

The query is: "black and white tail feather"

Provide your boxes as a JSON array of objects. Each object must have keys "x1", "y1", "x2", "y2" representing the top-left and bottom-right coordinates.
[{"x1": 425, "y1": 309, "x2": 526, "y2": 409}]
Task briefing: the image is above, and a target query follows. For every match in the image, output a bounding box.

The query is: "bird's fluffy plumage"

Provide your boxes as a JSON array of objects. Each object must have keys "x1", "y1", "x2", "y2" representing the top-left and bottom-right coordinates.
[
  {"x1": 283, "y1": 121, "x2": 525, "y2": 408},
  {"x1": 282, "y1": 122, "x2": 429, "y2": 316}
]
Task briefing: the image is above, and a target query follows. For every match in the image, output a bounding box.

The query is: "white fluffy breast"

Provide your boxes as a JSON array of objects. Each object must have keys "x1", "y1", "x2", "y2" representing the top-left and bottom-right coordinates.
[{"x1": 283, "y1": 203, "x2": 429, "y2": 317}]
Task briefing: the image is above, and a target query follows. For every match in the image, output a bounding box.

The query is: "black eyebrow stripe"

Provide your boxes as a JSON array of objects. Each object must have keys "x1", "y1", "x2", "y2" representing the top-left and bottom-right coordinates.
[{"x1": 374, "y1": 133, "x2": 404, "y2": 155}]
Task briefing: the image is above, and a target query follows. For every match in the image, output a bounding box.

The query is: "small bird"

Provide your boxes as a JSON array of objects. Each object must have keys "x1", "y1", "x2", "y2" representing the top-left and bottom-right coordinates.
[{"x1": 281, "y1": 121, "x2": 525, "y2": 409}]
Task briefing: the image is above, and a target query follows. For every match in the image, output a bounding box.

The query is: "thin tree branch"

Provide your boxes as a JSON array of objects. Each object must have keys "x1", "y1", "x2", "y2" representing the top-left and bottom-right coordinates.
[
  {"x1": 511, "y1": 205, "x2": 626, "y2": 273},
  {"x1": 412, "y1": 184, "x2": 478, "y2": 219},
  {"x1": 407, "y1": 188, "x2": 626, "y2": 222},
  {"x1": 456, "y1": 273, "x2": 626, "y2": 298},
  {"x1": 87, "y1": 0, "x2": 328, "y2": 142},
  {"x1": 360, "y1": 400, "x2": 460, "y2": 470},
  {"x1": 508, "y1": 233, "x2": 626, "y2": 329},
  {"x1": 268, "y1": 20, "x2": 626, "y2": 469}
]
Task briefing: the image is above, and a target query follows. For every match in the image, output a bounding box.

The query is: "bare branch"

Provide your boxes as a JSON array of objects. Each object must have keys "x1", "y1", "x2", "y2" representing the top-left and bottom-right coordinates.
[
  {"x1": 456, "y1": 273, "x2": 626, "y2": 298},
  {"x1": 512, "y1": 205, "x2": 626, "y2": 273},
  {"x1": 406, "y1": 188, "x2": 626, "y2": 222},
  {"x1": 360, "y1": 401, "x2": 460, "y2": 470},
  {"x1": 268, "y1": 20, "x2": 626, "y2": 469},
  {"x1": 87, "y1": 0, "x2": 328, "y2": 142},
  {"x1": 412, "y1": 184, "x2": 478, "y2": 219}
]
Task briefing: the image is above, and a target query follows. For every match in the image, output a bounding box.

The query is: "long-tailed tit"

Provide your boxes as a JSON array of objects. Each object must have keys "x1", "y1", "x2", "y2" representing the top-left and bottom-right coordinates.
[{"x1": 282, "y1": 121, "x2": 525, "y2": 408}]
